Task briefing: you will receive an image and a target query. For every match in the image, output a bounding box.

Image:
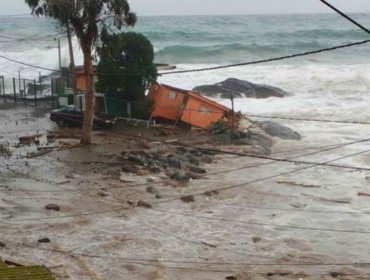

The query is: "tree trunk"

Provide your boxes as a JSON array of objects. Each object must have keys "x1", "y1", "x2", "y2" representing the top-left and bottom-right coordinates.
[
  {"x1": 66, "y1": 23, "x2": 77, "y2": 95},
  {"x1": 80, "y1": 49, "x2": 95, "y2": 145}
]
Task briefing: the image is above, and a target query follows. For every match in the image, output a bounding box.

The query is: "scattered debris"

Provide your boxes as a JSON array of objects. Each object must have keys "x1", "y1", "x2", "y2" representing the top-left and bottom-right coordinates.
[{"x1": 19, "y1": 134, "x2": 41, "y2": 145}]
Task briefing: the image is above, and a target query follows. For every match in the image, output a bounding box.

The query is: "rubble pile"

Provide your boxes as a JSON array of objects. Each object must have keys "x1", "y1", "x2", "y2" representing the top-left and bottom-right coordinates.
[{"x1": 119, "y1": 147, "x2": 214, "y2": 181}]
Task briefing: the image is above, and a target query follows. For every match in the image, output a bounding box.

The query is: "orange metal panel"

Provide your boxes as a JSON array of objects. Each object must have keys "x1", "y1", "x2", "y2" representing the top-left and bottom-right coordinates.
[
  {"x1": 181, "y1": 94, "x2": 230, "y2": 129},
  {"x1": 148, "y1": 84, "x2": 185, "y2": 121}
]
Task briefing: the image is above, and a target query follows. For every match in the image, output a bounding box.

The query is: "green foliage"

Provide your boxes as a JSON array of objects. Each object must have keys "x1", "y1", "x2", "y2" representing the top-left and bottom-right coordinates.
[
  {"x1": 96, "y1": 31, "x2": 157, "y2": 103},
  {"x1": 24, "y1": 0, "x2": 137, "y2": 49}
]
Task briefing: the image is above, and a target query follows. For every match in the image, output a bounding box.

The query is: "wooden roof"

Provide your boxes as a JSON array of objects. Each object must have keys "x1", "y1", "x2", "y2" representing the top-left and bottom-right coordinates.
[{"x1": 0, "y1": 260, "x2": 55, "y2": 280}]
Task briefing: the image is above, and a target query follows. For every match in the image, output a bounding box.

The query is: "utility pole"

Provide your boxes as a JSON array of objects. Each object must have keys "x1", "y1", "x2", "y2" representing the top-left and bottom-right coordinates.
[
  {"x1": 66, "y1": 23, "x2": 77, "y2": 95},
  {"x1": 57, "y1": 38, "x2": 62, "y2": 70}
]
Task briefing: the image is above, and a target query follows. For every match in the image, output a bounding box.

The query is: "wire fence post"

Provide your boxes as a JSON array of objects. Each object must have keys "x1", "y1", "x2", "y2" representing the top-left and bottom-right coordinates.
[
  {"x1": 0, "y1": 76, "x2": 5, "y2": 102},
  {"x1": 33, "y1": 79, "x2": 37, "y2": 106},
  {"x1": 13, "y1": 77, "x2": 17, "y2": 103},
  {"x1": 230, "y1": 91, "x2": 235, "y2": 143}
]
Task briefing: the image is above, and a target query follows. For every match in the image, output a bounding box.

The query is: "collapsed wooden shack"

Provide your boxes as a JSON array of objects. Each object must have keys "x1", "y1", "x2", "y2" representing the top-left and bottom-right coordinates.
[{"x1": 148, "y1": 84, "x2": 231, "y2": 129}]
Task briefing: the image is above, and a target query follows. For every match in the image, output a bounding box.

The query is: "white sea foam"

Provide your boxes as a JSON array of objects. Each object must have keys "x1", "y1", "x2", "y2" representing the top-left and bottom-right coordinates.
[{"x1": 159, "y1": 63, "x2": 370, "y2": 123}]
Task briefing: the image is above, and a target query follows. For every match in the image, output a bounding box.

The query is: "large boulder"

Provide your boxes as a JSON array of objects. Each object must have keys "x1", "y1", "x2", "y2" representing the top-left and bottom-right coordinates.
[
  {"x1": 193, "y1": 78, "x2": 289, "y2": 99},
  {"x1": 258, "y1": 121, "x2": 301, "y2": 140}
]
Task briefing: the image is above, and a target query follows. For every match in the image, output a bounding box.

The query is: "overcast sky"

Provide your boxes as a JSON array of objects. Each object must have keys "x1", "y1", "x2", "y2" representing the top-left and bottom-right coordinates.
[{"x1": 2, "y1": 0, "x2": 369, "y2": 16}]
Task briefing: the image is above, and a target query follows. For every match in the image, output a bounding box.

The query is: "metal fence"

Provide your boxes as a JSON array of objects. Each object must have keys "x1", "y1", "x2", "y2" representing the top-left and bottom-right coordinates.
[{"x1": 0, "y1": 75, "x2": 58, "y2": 108}]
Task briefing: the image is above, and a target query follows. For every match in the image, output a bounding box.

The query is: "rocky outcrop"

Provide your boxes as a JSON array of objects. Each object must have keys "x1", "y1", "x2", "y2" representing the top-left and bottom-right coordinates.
[
  {"x1": 258, "y1": 121, "x2": 301, "y2": 140},
  {"x1": 193, "y1": 78, "x2": 289, "y2": 99}
]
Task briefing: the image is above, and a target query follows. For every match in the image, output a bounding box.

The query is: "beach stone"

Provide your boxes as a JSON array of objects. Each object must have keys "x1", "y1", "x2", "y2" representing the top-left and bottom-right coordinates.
[
  {"x1": 128, "y1": 155, "x2": 146, "y2": 166},
  {"x1": 0, "y1": 241, "x2": 5, "y2": 248},
  {"x1": 252, "y1": 236, "x2": 262, "y2": 243},
  {"x1": 45, "y1": 203, "x2": 60, "y2": 211},
  {"x1": 38, "y1": 238, "x2": 51, "y2": 243},
  {"x1": 137, "y1": 201, "x2": 152, "y2": 208},
  {"x1": 122, "y1": 164, "x2": 138, "y2": 174},
  {"x1": 188, "y1": 166, "x2": 207, "y2": 174},
  {"x1": 193, "y1": 78, "x2": 289, "y2": 99},
  {"x1": 155, "y1": 193, "x2": 163, "y2": 199},
  {"x1": 201, "y1": 155, "x2": 213, "y2": 164},
  {"x1": 187, "y1": 155, "x2": 200, "y2": 166},
  {"x1": 97, "y1": 190, "x2": 108, "y2": 197},
  {"x1": 181, "y1": 195, "x2": 195, "y2": 203},
  {"x1": 146, "y1": 186, "x2": 159, "y2": 194},
  {"x1": 258, "y1": 121, "x2": 301, "y2": 140},
  {"x1": 167, "y1": 158, "x2": 182, "y2": 169},
  {"x1": 170, "y1": 171, "x2": 190, "y2": 182}
]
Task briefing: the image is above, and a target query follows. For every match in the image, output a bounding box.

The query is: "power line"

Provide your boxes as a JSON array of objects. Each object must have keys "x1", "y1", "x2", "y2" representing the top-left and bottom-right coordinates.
[
  {"x1": 160, "y1": 39, "x2": 370, "y2": 75},
  {"x1": 153, "y1": 147, "x2": 370, "y2": 206},
  {"x1": 2, "y1": 144, "x2": 370, "y2": 225},
  {"x1": 147, "y1": 208, "x2": 370, "y2": 234},
  {"x1": 4, "y1": 126, "x2": 370, "y2": 194},
  {"x1": 4, "y1": 241, "x2": 370, "y2": 275},
  {"x1": 0, "y1": 39, "x2": 370, "y2": 77},
  {"x1": 319, "y1": 0, "x2": 370, "y2": 35}
]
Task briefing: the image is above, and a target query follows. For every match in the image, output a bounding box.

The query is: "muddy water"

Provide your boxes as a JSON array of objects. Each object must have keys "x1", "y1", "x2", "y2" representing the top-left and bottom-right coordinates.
[{"x1": 1, "y1": 102, "x2": 370, "y2": 279}]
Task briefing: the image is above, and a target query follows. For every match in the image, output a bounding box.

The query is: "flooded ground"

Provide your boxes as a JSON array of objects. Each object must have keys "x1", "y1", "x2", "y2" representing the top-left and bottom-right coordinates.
[{"x1": 1, "y1": 101, "x2": 370, "y2": 280}]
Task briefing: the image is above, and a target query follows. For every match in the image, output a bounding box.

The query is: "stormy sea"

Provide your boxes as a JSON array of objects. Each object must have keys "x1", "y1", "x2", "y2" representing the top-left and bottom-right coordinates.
[{"x1": 1, "y1": 13, "x2": 370, "y2": 122}]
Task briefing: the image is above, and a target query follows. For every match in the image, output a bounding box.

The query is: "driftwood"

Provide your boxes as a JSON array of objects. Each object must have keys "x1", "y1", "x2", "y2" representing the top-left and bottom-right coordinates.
[
  {"x1": 277, "y1": 180, "x2": 320, "y2": 188},
  {"x1": 26, "y1": 149, "x2": 52, "y2": 159}
]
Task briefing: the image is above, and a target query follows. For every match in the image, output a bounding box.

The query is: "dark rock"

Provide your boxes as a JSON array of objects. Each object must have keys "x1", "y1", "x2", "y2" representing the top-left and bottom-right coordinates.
[
  {"x1": 189, "y1": 149, "x2": 203, "y2": 157},
  {"x1": 0, "y1": 241, "x2": 5, "y2": 248},
  {"x1": 203, "y1": 190, "x2": 219, "y2": 196},
  {"x1": 211, "y1": 134, "x2": 232, "y2": 145},
  {"x1": 176, "y1": 147, "x2": 187, "y2": 154},
  {"x1": 252, "y1": 236, "x2": 262, "y2": 243},
  {"x1": 146, "y1": 177, "x2": 155, "y2": 183},
  {"x1": 188, "y1": 166, "x2": 207, "y2": 174},
  {"x1": 122, "y1": 164, "x2": 138, "y2": 174},
  {"x1": 201, "y1": 156, "x2": 213, "y2": 164},
  {"x1": 170, "y1": 171, "x2": 190, "y2": 182},
  {"x1": 137, "y1": 201, "x2": 152, "y2": 208},
  {"x1": 187, "y1": 172, "x2": 204, "y2": 180},
  {"x1": 146, "y1": 186, "x2": 159, "y2": 194},
  {"x1": 193, "y1": 78, "x2": 289, "y2": 99},
  {"x1": 181, "y1": 195, "x2": 195, "y2": 203},
  {"x1": 38, "y1": 238, "x2": 51, "y2": 243},
  {"x1": 45, "y1": 203, "x2": 60, "y2": 211},
  {"x1": 148, "y1": 165, "x2": 161, "y2": 173},
  {"x1": 187, "y1": 155, "x2": 200, "y2": 166},
  {"x1": 97, "y1": 191, "x2": 108, "y2": 197},
  {"x1": 128, "y1": 155, "x2": 146, "y2": 166},
  {"x1": 167, "y1": 158, "x2": 182, "y2": 169},
  {"x1": 155, "y1": 194, "x2": 163, "y2": 199},
  {"x1": 259, "y1": 121, "x2": 301, "y2": 140}
]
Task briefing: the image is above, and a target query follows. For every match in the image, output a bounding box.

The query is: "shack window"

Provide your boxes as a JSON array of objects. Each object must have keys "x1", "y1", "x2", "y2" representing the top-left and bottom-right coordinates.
[
  {"x1": 199, "y1": 105, "x2": 213, "y2": 115},
  {"x1": 169, "y1": 91, "x2": 177, "y2": 100}
]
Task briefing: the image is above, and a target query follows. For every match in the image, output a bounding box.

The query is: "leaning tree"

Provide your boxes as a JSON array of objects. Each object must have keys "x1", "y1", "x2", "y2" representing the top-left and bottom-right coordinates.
[{"x1": 25, "y1": 0, "x2": 137, "y2": 144}]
